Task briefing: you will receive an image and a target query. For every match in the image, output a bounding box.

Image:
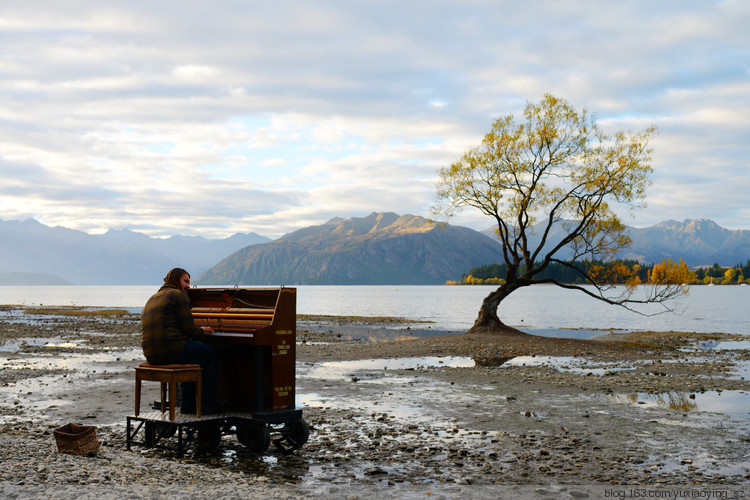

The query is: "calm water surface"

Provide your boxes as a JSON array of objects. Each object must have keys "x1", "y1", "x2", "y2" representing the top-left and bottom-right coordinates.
[{"x1": 0, "y1": 284, "x2": 746, "y2": 335}]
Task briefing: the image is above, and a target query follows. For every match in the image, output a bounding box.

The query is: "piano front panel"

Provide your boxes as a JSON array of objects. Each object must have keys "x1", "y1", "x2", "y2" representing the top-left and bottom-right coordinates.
[{"x1": 187, "y1": 287, "x2": 297, "y2": 413}]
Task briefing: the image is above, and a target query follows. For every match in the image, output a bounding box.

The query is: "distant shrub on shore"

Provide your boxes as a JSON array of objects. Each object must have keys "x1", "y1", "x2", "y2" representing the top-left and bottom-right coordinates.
[{"x1": 448, "y1": 259, "x2": 750, "y2": 286}]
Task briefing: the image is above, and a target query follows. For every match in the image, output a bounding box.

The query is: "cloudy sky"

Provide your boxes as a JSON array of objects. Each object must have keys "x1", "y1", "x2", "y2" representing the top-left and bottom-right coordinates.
[{"x1": 1, "y1": 0, "x2": 748, "y2": 239}]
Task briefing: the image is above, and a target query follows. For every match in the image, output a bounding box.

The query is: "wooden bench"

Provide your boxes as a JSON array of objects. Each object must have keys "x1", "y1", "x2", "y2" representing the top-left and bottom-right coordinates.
[{"x1": 134, "y1": 363, "x2": 202, "y2": 420}]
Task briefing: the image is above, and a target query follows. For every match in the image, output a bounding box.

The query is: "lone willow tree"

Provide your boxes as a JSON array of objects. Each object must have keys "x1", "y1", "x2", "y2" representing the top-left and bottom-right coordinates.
[{"x1": 435, "y1": 94, "x2": 689, "y2": 334}]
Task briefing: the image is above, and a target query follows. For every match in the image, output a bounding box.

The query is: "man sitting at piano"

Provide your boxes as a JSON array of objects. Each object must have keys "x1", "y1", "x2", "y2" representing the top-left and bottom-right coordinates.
[{"x1": 141, "y1": 267, "x2": 221, "y2": 414}]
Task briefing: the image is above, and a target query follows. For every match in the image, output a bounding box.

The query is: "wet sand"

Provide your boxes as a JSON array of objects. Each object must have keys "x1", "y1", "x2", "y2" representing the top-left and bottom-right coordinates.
[{"x1": 1, "y1": 306, "x2": 749, "y2": 498}]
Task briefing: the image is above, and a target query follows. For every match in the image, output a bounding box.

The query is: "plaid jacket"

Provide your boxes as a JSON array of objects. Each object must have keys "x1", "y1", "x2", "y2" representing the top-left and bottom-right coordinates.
[{"x1": 141, "y1": 284, "x2": 205, "y2": 364}]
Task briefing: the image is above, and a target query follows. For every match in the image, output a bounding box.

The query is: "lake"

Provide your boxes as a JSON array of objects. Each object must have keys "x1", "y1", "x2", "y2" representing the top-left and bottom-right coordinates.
[{"x1": 0, "y1": 284, "x2": 747, "y2": 336}]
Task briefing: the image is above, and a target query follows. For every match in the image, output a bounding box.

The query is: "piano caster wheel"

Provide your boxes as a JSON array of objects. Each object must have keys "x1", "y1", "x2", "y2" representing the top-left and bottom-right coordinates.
[
  {"x1": 274, "y1": 418, "x2": 309, "y2": 454},
  {"x1": 197, "y1": 422, "x2": 222, "y2": 452},
  {"x1": 237, "y1": 422, "x2": 270, "y2": 453},
  {"x1": 286, "y1": 418, "x2": 309, "y2": 447}
]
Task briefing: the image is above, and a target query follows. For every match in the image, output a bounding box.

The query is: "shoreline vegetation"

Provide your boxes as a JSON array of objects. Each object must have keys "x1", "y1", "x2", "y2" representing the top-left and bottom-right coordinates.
[{"x1": 447, "y1": 259, "x2": 750, "y2": 286}]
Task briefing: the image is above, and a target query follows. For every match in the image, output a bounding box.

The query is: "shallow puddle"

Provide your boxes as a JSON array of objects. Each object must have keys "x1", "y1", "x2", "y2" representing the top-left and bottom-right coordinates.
[
  {"x1": 301, "y1": 354, "x2": 630, "y2": 380},
  {"x1": 652, "y1": 450, "x2": 750, "y2": 477},
  {"x1": 0, "y1": 335, "x2": 127, "y2": 352},
  {"x1": 502, "y1": 355, "x2": 627, "y2": 375},
  {"x1": 0, "y1": 337, "x2": 74, "y2": 352},
  {"x1": 524, "y1": 327, "x2": 628, "y2": 340},
  {"x1": 299, "y1": 356, "x2": 475, "y2": 383},
  {"x1": 296, "y1": 382, "x2": 458, "y2": 422},
  {"x1": 696, "y1": 339, "x2": 750, "y2": 350},
  {"x1": 729, "y1": 360, "x2": 750, "y2": 381},
  {"x1": 611, "y1": 390, "x2": 750, "y2": 415},
  {"x1": 1, "y1": 348, "x2": 141, "y2": 370},
  {"x1": 0, "y1": 347, "x2": 143, "y2": 423}
]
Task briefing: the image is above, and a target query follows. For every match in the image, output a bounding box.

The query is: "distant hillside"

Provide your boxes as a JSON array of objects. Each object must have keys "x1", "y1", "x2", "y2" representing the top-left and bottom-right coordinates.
[
  {"x1": 0, "y1": 272, "x2": 73, "y2": 286},
  {"x1": 98, "y1": 228, "x2": 270, "y2": 276},
  {"x1": 0, "y1": 219, "x2": 270, "y2": 285},
  {"x1": 623, "y1": 219, "x2": 750, "y2": 267},
  {"x1": 197, "y1": 212, "x2": 503, "y2": 285},
  {"x1": 480, "y1": 218, "x2": 750, "y2": 267}
]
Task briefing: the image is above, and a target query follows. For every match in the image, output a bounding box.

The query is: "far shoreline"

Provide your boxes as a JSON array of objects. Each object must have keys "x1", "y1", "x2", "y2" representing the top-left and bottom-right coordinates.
[{"x1": 2, "y1": 303, "x2": 747, "y2": 340}]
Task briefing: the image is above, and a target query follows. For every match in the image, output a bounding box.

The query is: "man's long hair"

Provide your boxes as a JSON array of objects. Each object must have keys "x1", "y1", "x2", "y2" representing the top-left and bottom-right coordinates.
[{"x1": 164, "y1": 268, "x2": 190, "y2": 289}]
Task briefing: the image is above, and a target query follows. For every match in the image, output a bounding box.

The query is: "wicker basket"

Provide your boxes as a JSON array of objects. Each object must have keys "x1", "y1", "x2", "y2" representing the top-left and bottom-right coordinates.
[{"x1": 53, "y1": 423, "x2": 99, "y2": 456}]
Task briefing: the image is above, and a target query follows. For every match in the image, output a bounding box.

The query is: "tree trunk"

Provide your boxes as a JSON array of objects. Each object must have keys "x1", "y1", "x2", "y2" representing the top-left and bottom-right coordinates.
[{"x1": 467, "y1": 284, "x2": 525, "y2": 335}]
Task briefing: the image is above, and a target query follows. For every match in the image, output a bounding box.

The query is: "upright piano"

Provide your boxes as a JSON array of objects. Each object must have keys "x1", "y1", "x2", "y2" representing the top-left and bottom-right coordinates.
[{"x1": 187, "y1": 287, "x2": 297, "y2": 416}]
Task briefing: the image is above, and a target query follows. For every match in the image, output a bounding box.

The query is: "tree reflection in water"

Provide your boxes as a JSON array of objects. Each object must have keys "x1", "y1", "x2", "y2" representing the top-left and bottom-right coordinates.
[{"x1": 620, "y1": 392, "x2": 698, "y2": 412}]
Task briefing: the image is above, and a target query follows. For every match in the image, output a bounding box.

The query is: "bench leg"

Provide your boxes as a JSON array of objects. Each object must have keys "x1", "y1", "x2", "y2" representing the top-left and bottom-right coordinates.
[
  {"x1": 196, "y1": 376, "x2": 202, "y2": 418},
  {"x1": 168, "y1": 380, "x2": 176, "y2": 421},
  {"x1": 160, "y1": 382, "x2": 167, "y2": 414},
  {"x1": 135, "y1": 378, "x2": 141, "y2": 416}
]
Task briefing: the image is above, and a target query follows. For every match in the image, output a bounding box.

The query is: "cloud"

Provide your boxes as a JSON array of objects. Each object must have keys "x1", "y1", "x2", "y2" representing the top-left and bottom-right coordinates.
[{"x1": 1, "y1": 0, "x2": 749, "y2": 238}]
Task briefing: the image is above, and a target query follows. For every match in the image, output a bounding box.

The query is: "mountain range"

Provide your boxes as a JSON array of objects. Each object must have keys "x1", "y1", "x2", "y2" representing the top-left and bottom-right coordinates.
[
  {"x1": 1, "y1": 215, "x2": 748, "y2": 286},
  {"x1": 0, "y1": 218, "x2": 269, "y2": 285},
  {"x1": 480, "y1": 218, "x2": 750, "y2": 269},
  {"x1": 197, "y1": 212, "x2": 501, "y2": 285},
  {"x1": 623, "y1": 219, "x2": 750, "y2": 266}
]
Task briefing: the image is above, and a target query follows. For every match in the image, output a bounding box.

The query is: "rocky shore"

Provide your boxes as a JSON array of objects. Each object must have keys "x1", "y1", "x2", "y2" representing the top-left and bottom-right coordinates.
[{"x1": 1, "y1": 306, "x2": 749, "y2": 498}]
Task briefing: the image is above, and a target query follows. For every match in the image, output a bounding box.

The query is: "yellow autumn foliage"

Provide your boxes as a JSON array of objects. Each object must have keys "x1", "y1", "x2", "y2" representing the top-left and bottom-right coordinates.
[{"x1": 650, "y1": 259, "x2": 696, "y2": 285}]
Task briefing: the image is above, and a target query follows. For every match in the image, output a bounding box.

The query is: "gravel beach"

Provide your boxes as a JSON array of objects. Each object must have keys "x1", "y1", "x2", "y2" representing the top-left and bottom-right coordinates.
[{"x1": 1, "y1": 306, "x2": 749, "y2": 499}]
